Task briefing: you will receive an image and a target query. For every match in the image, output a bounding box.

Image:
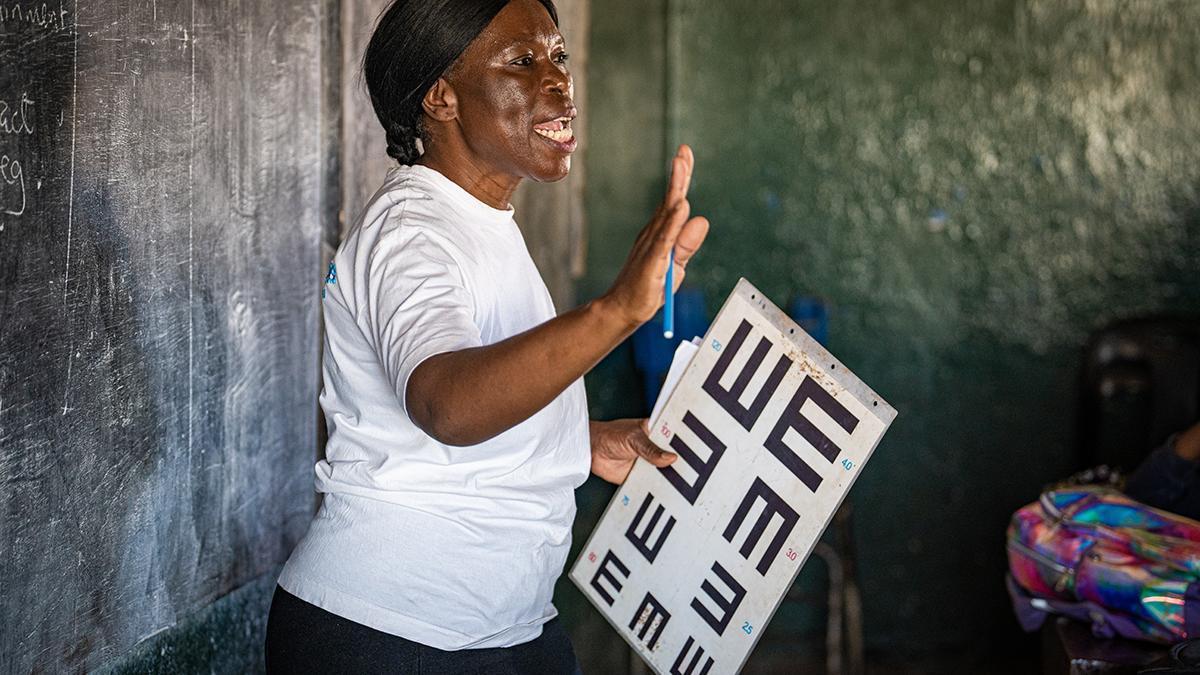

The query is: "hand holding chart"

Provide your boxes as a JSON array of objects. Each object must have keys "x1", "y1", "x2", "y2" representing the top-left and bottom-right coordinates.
[
  {"x1": 599, "y1": 145, "x2": 708, "y2": 329},
  {"x1": 572, "y1": 279, "x2": 898, "y2": 674}
]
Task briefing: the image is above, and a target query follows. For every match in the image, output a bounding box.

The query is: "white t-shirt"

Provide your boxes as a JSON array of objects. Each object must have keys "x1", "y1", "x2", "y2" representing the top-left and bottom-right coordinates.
[{"x1": 278, "y1": 164, "x2": 591, "y2": 650}]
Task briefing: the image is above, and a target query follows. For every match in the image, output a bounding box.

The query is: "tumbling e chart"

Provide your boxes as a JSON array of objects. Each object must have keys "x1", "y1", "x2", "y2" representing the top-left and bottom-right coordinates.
[{"x1": 571, "y1": 279, "x2": 898, "y2": 674}]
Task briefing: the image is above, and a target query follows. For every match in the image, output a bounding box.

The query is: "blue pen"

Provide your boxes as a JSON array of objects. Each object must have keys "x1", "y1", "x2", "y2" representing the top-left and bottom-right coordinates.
[{"x1": 664, "y1": 248, "x2": 675, "y2": 339}]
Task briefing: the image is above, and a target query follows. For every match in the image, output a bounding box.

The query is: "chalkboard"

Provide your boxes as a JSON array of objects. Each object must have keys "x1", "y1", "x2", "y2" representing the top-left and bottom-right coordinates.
[{"x1": 0, "y1": 1, "x2": 337, "y2": 671}]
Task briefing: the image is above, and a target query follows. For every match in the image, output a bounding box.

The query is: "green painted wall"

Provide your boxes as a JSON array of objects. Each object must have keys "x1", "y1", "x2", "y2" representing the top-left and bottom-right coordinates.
[{"x1": 573, "y1": 0, "x2": 1200, "y2": 658}]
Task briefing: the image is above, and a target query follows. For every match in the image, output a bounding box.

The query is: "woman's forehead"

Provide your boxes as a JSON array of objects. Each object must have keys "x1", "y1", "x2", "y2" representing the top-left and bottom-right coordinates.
[
  {"x1": 476, "y1": 0, "x2": 564, "y2": 50},
  {"x1": 468, "y1": 27, "x2": 565, "y2": 62},
  {"x1": 503, "y1": 29, "x2": 565, "y2": 47}
]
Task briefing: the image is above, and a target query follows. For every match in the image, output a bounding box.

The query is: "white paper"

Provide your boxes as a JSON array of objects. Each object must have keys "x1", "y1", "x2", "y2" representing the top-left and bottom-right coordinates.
[{"x1": 649, "y1": 338, "x2": 701, "y2": 422}]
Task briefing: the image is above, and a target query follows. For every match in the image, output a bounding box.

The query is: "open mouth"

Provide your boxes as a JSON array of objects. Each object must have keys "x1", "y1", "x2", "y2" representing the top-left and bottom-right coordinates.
[{"x1": 533, "y1": 117, "x2": 575, "y2": 143}]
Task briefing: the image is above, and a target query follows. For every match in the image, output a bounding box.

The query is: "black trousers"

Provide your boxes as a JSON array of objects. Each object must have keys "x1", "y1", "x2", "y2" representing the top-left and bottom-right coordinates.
[{"x1": 264, "y1": 586, "x2": 583, "y2": 674}]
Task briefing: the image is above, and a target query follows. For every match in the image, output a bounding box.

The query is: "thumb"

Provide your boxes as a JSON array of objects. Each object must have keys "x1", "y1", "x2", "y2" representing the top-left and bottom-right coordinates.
[{"x1": 637, "y1": 437, "x2": 677, "y2": 467}]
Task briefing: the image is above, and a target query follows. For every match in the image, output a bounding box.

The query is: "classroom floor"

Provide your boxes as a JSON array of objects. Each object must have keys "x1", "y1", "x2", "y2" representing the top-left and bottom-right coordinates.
[
  {"x1": 740, "y1": 653, "x2": 1039, "y2": 674},
  {"x1": 739, "y1": 634, "x2": 1040, "y2": 674}
]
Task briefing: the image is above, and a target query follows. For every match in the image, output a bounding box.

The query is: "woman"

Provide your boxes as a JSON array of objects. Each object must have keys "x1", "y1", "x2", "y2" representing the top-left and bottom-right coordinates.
[{"x1": 265, "y1": 0, "x2": 709, "y2": 672}]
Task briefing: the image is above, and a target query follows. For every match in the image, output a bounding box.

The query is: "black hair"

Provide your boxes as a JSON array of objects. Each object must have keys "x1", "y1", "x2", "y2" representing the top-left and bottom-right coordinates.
[{"x1": 364, "y1": 0, "x2": 559, "y2": 165}]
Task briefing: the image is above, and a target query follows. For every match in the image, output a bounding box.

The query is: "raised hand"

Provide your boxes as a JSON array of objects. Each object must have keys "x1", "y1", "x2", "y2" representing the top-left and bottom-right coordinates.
[
  {"x1": 406, "y1": 146, "x2": 709, "y2": 448},
  {"x1": 601, "y1": 145, "x2": 710, "y2": 329}
]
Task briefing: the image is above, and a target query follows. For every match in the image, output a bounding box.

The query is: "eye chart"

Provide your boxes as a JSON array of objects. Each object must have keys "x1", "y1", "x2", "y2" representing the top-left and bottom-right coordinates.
[{"x1": 570, "y1": 278, "x2": 897, "y2": 674}]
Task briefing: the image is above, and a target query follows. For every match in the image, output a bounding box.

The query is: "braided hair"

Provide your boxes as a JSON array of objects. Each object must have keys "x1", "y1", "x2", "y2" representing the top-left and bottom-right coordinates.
[{"x1": 364, "y1": 0, "x2": 559, "y2": 165}]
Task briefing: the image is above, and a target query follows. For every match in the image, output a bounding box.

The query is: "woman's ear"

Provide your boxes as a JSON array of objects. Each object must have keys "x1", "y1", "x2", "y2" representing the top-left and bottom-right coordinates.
[{"x1": 421, "y1": 77, "x2": 458, "y2": 123}]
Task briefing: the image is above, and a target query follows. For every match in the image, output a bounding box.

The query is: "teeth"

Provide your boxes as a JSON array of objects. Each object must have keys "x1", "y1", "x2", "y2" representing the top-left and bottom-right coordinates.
[{"x1": 534, "y1": 127, "x2": 574, "y2": 142}]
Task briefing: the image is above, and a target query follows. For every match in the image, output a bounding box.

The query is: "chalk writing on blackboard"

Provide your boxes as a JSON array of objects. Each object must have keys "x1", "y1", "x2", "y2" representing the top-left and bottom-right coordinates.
[
  {"x1": 1, "y1": 154, "x2": 25, "y2": 216},
  {"x1": 0, "y1": 94, "x2": 35, "y2": 135},
  {"x1": 0, "y1": 2, "x2": 70, "y2": 32},
  {"x1": 0, "y1": 93, "x2": 33, "y2": 217}
]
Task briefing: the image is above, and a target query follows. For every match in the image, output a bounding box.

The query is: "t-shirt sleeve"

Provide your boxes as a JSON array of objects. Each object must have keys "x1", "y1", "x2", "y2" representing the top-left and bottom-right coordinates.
[{"x1": 361, "y1": 227, "x2": 482, "y2": 417}]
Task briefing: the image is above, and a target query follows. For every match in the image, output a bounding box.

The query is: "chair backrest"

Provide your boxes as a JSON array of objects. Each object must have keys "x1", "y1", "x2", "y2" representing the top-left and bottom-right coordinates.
[{"x1": 789, "y1": 295, "x2": 829, "y2": 346}]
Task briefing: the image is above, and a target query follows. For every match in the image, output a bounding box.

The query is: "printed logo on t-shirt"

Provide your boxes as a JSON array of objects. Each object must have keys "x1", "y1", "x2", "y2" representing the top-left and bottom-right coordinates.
[{"x1": 322, "y1": 262, "x2": 337, "y2": 298}]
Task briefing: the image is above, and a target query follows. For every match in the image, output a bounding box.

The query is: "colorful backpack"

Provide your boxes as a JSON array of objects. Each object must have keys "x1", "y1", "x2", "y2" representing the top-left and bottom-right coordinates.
[{"x1": 1007, "y1": 486, "x2": 1200, "y2": 644}]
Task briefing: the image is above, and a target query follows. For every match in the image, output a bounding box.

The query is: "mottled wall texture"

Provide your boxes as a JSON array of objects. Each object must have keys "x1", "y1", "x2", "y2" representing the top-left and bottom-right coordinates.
[
  {"x1": 0, "y1": 0, "x2": 337, "y2": 671},
  {"x1": 578, "y1": 0, "x2": 1200, "y2": 657}
]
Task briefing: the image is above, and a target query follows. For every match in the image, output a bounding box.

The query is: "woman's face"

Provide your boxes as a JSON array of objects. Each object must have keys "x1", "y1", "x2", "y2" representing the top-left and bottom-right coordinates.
[{"x1": 445, "y1": 0, "x2": 576, "y2": 183}]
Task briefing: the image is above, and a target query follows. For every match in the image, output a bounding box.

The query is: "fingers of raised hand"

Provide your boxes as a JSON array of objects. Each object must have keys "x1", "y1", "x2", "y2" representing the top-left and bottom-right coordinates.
[
  {"x1": 685, "y1": 147, "x2": 696, "y2": 194},
  {"x1": 672, "y1": 216, "x2": 709, "y2": 267},
  {"x1": 655, "y1": 199, "x2": 692, "y2": 247},
  {"x1": 641, "y1": 146, "x2": 695, "y2": 248},
  {"x1": 667, "y1": 145, "x2": 694, "y2": 206},
  {"x1": 639, "y1": 191, "x2": 682, "y2": 253},
  {"x1": 656, "y1": 146, "x2": 693, "y2": 214}
]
